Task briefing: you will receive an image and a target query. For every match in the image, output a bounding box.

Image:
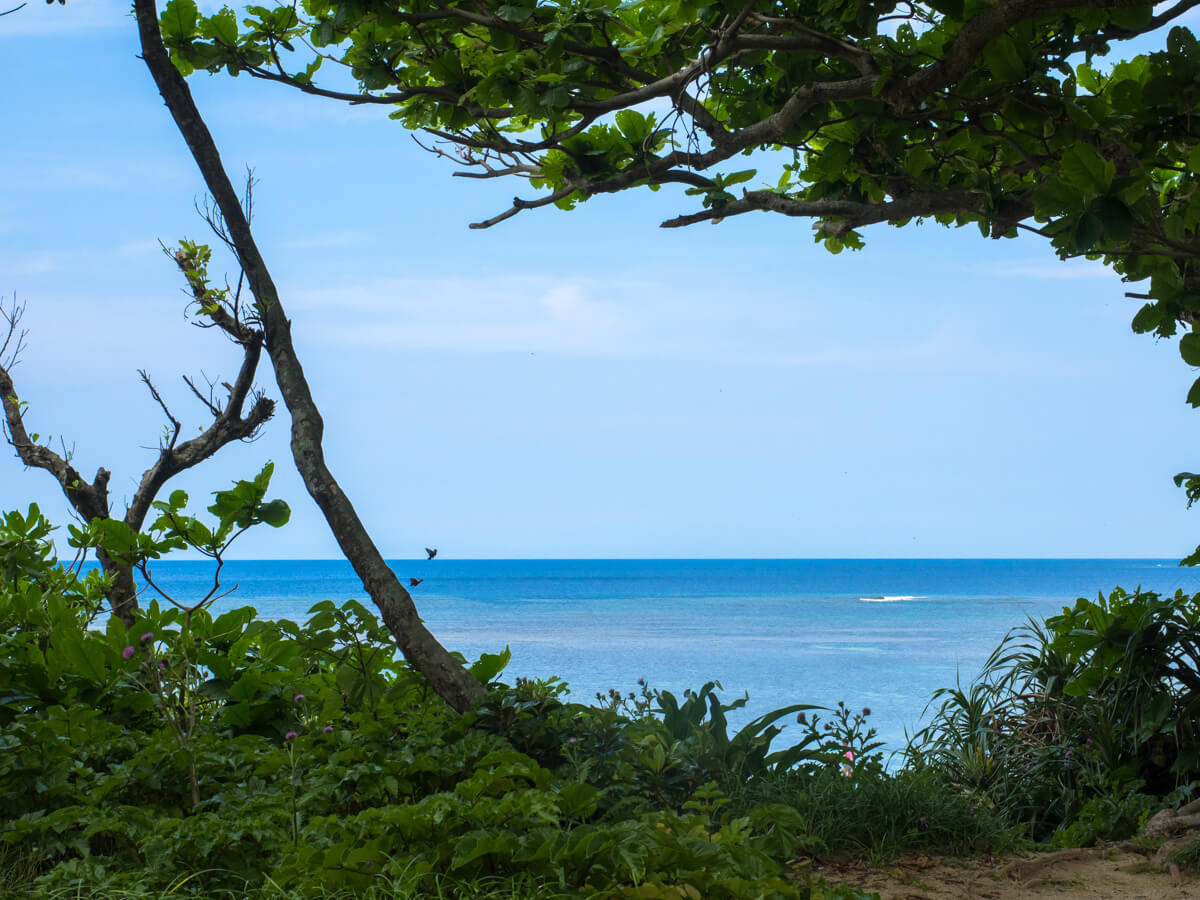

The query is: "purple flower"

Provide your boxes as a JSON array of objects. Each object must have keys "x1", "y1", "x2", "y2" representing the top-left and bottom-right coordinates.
[
  {"x1": 284, "y1": 731, "x2": 299, "y2": 741},
  {"x1": 824, "y1": 723, "x2": 832, "y2": 731},
  {"x1": 637, "y1": 678, "x2": 645, "y2": 686},
  {"x1": 364, "y1": 861, "x2": 375, "y2": 868},
  {"x1": 567, "y1": 737, "x2": 578, "y2": 744},
  {"x1": 293, "y1": 693, "x2": 305, "y2": 703},
  {"x1": 862, "y1": 707, "x2": 872, "y2": 716},
  {"x1": 140, "y1": 632, "x2": 154, "y2": 643},
  {"x1": 1065, "y1": 749, "x2": 1073, "y2": 758},
  {"x1": 1085, "y1": 738, "x2": 1094, "y2": 746},
  {"x1": 158, "y1": 660, "x2": 168, "y2": 670},
  {"x1": 122, "y1": 646, "x2": 135, "y2": 659},
  {"x1": 796, "y1": 712, "x2": 806, "y2": 723},
  {"x1": 323, "y1": 725, "x2": 334, "y2": 734}
]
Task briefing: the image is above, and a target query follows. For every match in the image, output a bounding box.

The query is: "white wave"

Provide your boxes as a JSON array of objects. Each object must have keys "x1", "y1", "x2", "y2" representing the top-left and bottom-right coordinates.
[{"x1": 858, "y1": 595, "x2": 927, "y2": 603}]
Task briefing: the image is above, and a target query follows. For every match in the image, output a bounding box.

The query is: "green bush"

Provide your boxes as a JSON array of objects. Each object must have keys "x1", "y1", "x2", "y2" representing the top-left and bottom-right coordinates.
[{"x1": 908, "y1": 586, "x2": 1200, "y2": 840}]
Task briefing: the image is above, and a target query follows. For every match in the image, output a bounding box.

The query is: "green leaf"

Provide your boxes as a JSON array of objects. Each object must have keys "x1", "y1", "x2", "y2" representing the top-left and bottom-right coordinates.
[
  {"x1": 1130, "y1": 303, "x2": 1162, "y2": 334},
  {"x1": 1182, "y1": 333, "x2": 1200, "y2": 367},
  {"x1": 1187, "y1": 375, "x2": 1200, "y2": 408},
  {"x1": 720, "y1": 169, "x2": 756, "y2": 187},
  {"x1": 614, "y1": 109, "x2": 648, "y2": 143},
  {"x1": 541, "y1": 85, "x2": 569, "y2": 108},
  {"x1": 1061, "y1": 144, "x2": 1114, "y2": 193},
  {"x1": 1072, "y1": 212, "x2": 1104, "y2": 252},
  {"x1": 469, "y1": 646, "x2": 512, "y2": 684},
  {"x1": 1093, "y1": 196, "x2": 1133, "y2": 243},
  {"x1": 927, "y1": 0, "x2": 964, "y2": 19},
  {"x1": 258, "y1": 499, "x2": 291, "y2": 528},
  {"x1": 983, "y1": 34, "x2": 1025, "y2": 82},
  {"x1": 495, "y1": 4, "x2": 534, "y2": 23},
  {"x1": 160, "y1": 0, "x2": 199, "y2": 42},
  {"x1": 312, "y1": 19, "x2": 334, "y2": 47},
  {"x1": 1076, "y1": 63, "x2": 1103, "y2": 94},
  {"x1": 200, "y1": 7, "x2": 237, "y2": 45}
]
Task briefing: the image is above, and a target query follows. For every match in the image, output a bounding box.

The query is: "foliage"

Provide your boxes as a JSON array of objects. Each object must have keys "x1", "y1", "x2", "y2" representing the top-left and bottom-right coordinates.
[
  {"x1": 161, "y1": 2, "x2": 1200, "y2": 392},
  {"x1": 909, "y1": 586, "x2": 1200, "y2": 841},
  {"x1": 728, "y1": 766, "x2": 1013, "y2": 861},
  {"x1": 1172, "y1": 836, "x2": 1200, "y2": 873},
  {"x1": 2, "y1": 504, "x2": 957, "y2": 898}
]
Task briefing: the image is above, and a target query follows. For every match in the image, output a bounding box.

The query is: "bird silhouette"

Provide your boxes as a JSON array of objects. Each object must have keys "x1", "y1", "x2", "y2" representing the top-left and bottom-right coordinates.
[
  {"x1": 409, "y1": 578, "x2": 423, "y2": 587},
  {"x1": 425, "y1": 548, "x2": 437, "y2": 560}
]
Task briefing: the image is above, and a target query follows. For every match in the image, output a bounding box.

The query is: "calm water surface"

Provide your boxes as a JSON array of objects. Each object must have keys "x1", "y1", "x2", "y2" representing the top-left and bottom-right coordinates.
[{"x1": 133, "y1": 558, "x2": 1200, "y2": 753}]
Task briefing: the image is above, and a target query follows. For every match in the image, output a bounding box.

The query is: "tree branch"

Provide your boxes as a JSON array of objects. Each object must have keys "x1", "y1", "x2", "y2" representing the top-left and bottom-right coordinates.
[{"x1": 134, "y1": 0, "x2": 487, "y2": 714}]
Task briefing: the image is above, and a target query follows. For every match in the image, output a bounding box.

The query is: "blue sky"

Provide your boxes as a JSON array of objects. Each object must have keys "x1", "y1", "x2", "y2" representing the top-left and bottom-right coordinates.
[{"x1": 3, "y1": 1, "x2": 1200, "y2": 560}]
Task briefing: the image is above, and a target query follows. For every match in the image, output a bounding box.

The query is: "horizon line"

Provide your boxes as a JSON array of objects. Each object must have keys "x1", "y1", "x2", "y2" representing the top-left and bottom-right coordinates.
[{"x1": 133, "y1": 555, "x2": 1190, "y2": 563}]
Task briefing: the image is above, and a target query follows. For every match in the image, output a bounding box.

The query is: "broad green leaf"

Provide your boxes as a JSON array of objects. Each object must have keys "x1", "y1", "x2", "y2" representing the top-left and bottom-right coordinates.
[
  {"x1": 983, "y1": 34, "x2": 1025, "y2": 82},
  {"x1": 259, "y1": 499, "x2": 291, "y2": 528},
  {"x1": 496, "y1": 4, "x2": 534, "y2": 23},
  {"x1": 1061, "y1": 144, "x2": 1114, "y2": 193},
  {"x1": 1187, "y1": 375, "x2": 1200, "y2": 408},
  {"x1": 1072, "y1": 212, "x2": 1104, "y2": 252},
  {"x1": 1093, "y1": 196, "x2": 1133, "y2": 243},
  {"x1": 160, "y1": 0, "x2": 199, "y2": 42},
  {"x1": 1182, "y1": 333, "x2": 1200, "y2": 367},
  {"x1": 1130, "y1": 303, "x2": 1162, "y2": 334},
  {"x1": 201, "y1": 7, "x2": 237, "y2": 45},
  {"x1": 614, "y1": 109, "x2": 647, "y2": 143}
]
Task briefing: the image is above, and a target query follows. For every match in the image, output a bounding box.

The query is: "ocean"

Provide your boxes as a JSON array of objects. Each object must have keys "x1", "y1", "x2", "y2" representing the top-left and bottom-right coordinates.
[{"x1": 133, "y1": 558, "x2": 1200, "y2": 755}]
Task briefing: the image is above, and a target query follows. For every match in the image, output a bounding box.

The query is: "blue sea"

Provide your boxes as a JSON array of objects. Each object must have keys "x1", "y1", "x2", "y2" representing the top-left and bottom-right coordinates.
[{"x1": 133, "y1": 558, "x2": 1200, "y2": 755}]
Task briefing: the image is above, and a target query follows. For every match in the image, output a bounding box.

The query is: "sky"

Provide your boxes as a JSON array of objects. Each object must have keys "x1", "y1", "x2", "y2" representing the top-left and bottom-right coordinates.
[{"x1": 2, "y1": 1, "x2": 1200, "y2": 560}]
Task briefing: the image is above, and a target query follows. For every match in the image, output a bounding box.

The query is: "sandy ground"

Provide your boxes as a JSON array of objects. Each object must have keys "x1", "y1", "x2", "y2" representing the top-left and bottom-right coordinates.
[{"x1": 815, "y1": 846, "x2": 1200, "y2": 899}]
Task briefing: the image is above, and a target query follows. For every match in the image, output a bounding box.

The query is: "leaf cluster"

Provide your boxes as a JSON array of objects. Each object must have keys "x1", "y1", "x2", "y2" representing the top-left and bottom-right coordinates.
[
  {"x1": 0, "y1": 504, "x2": 1007, "y2": 898},
  {"x1": 909, "y1": 585, "x2": 1200, "y2": 842}
]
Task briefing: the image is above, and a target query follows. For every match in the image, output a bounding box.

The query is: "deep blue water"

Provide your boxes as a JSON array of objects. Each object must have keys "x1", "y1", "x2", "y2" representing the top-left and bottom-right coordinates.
[{"x1": 131, "y1": 558, "x2": 1200, "y2": 754}]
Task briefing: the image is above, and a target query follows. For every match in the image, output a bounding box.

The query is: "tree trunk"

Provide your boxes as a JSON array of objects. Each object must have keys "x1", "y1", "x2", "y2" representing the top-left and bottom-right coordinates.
[
  {"x1": 99, "y1": 551, "x2": 138, "y2": 626},
  {"x1": 131, "y1": 0, "x2": 486, "y2": 713}
]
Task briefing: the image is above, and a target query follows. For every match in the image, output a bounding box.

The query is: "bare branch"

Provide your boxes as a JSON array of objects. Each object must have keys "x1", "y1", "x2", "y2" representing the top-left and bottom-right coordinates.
[
  {"x1": 183, "y1": 373, "x2": 222, "y2": 417},
  {"x1": 139, "y1": 369, "x2": 182, "y2": 452},
  {"x1": 467, "y1": 186, "x2": 580, "y2": 229},
  {"x1": 0, "y1": 350, "x2": 111, "y2": 522},
  {"x1": 0, "y1": 296, "x2": 27, "y2": 368}
]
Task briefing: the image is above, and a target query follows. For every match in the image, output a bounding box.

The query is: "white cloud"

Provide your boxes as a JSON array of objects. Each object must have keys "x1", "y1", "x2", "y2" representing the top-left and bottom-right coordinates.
[{"x1": 288, "y1": 275, "x2": 639, "y2": 354}]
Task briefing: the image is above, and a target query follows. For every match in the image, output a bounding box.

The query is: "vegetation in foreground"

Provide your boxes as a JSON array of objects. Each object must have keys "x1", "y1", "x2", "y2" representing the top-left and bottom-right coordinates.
[{"x1": 2, "y1": 496, "x2": 1199, "y2": 898}]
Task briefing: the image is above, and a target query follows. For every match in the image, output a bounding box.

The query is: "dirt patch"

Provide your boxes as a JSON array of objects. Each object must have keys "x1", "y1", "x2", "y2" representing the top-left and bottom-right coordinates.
[{"x1": 816, "y1": 846, "x2": 1200, "y2": 899}]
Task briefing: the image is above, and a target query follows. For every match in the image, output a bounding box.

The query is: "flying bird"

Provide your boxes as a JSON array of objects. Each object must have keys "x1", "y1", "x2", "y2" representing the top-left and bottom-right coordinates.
[
  {"x1": 425, "y1": 548, "x2": 437, "y2": 560},
  {"x1": 409, "y1": 578, "x2": 423, "y2": 587}
]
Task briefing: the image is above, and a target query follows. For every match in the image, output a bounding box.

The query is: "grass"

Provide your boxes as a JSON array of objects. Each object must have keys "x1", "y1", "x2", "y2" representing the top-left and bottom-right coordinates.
[
  {"x1": 1172, "y1": 838, "x2": 1200, "y2": 873},
  {"x1": 726, "y1": 767, "x2": 1019, "y2": 863}
]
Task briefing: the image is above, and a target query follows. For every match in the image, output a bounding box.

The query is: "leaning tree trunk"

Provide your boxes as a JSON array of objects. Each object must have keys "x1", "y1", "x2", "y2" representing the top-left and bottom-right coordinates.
[{"x1": 132, "y1": 0, "x2": 486, "y2": 713}]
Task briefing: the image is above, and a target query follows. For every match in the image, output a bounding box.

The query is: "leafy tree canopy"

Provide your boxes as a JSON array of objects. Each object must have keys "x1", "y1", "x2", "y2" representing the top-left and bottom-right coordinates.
[{"x1": 162, "y1": 1, "x2": 1200, "y2": 398}]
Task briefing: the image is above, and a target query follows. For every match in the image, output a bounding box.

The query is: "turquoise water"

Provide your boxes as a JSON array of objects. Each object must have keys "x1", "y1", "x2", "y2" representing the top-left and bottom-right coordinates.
[{"x1": 133, "y1": 558, "x2": 1200, "y2": 754}]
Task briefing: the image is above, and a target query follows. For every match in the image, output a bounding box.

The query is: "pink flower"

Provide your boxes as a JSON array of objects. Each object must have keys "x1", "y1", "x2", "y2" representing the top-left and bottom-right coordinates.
[
  {"x1": 284, "y1": 731, "x2": 299, "y2": 741},
  {"x1": 122, "y1": 646, "x2": 135, "y2": 659},
  {"x1": 844, "y1": 750, "x2": 855, "y2": 762},
  {"x1": 140, "y1": 632, "x2": 154, "y2": 643},
  {"x1": 293, "y1": 693, "x2": 305, "y2": 702},
  {"x1": 796, "y1": 712, "x2": 806, "y2": 723},
  {"x1": 862, "y1": 707, "x2": 871, "y2": 716},
  {"x1": 323, "y1": 725, "x2": 334, "y2": 733}
]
